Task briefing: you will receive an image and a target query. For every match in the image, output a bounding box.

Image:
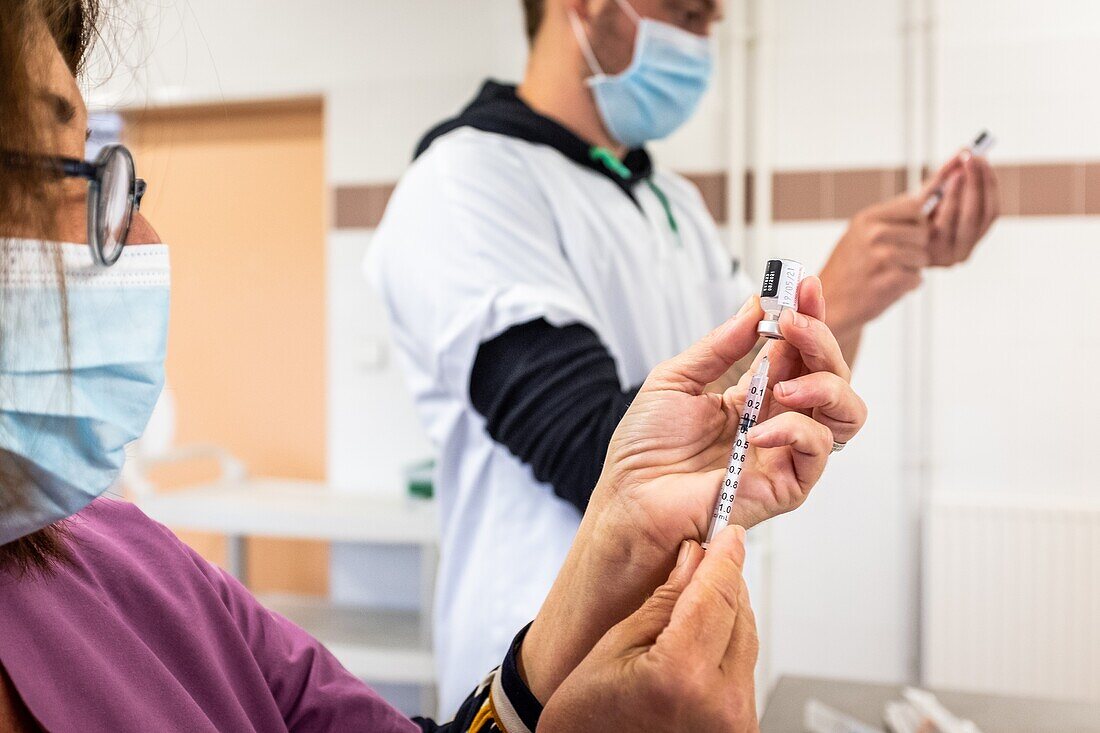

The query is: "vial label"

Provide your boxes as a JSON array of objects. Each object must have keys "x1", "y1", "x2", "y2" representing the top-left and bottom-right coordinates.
[
  {"x1": 761, "y1": 260, "x2": 782, "y2": 297},
  {"x1": 777, "y1": 263, "x2": 801, "y2": 309}
]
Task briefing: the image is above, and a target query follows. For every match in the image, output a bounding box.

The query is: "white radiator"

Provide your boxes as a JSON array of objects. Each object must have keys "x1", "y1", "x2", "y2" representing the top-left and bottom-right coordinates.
[{"x1": 923, "y1": 493, "x2": 1100, "y2": 701}]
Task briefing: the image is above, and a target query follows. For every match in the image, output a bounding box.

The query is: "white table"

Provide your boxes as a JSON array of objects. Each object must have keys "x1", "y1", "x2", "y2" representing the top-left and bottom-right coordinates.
[
  {"x1": 761, "y1": 675, "x2": 1100, "y2": 733},
  {"x1": 136, "y1": 478, "x2": 439, "y2": 711}
]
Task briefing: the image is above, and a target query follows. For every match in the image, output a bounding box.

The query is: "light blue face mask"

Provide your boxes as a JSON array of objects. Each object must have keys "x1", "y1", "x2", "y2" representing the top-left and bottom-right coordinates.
[
  {"x1": 569, "y1": 0, "x2": 714, "y2": 148},
  {"x1": 0, "y1": 240, "x2": 169, "y2": 545}
]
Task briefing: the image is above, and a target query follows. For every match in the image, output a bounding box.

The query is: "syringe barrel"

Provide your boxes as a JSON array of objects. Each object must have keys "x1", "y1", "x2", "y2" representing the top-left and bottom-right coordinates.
[
  {"x1": 758, "y1": 259, "x2": 804, "y2": 340},
  {"x1": 704, "y1": 359, "x2": 770, "y2": 547}
]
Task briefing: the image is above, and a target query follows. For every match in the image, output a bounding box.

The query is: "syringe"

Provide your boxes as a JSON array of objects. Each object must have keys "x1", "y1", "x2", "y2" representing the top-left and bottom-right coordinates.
[
  {"x1": 704, "y1": 351, "x2": 770, "y2": 547},
  {"x1": 921, "y1": 129, "x2": 996, "y2": 217}
]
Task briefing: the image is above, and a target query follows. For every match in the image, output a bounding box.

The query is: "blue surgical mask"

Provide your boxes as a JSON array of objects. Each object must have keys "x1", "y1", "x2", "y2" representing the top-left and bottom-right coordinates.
[
  {"x1": 0, "y1": 240, "x2": 170, "y2": 545},
  {"x1": 569, "y1": 0, "x2": 714, "y2": 148}
]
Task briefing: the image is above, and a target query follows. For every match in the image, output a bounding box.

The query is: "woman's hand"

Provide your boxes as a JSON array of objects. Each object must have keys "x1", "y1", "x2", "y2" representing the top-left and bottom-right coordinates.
[
  {"x1": 594, "y1": 276, "x2": 866, "y2": 549},
  {"x1": 539, "y1": 527, "x2": 759, "y2": 733},
  {"x1": 723, "y1": 277, "x2": 867, "y2": 528},
  {"x1": 520, "y1": 278, "x2": 866, "y2": 702}
]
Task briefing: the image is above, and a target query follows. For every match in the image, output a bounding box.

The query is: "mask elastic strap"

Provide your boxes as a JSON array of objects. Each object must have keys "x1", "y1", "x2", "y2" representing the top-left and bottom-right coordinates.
[
  {"x1": 610, "y1": 0, "x2": 642, "y2": 24},
  {"x1": 567, "y1": 10, "x2": 605, "y2": 77}
]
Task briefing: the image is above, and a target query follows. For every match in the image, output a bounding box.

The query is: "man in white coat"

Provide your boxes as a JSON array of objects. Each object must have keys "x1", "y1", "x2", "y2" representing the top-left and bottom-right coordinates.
[{"x1": 368, "y1": 0, "x2": 1000, "y2": 713}]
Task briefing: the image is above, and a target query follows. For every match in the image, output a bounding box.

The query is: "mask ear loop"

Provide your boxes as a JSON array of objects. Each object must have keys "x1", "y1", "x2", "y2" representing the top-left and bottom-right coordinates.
[
  {"x1": 567, "y1": 10, "x2": 606, "y2": 77},
  {"x1": 610, "y1": 0, "x2": 642, "y2": 24}
]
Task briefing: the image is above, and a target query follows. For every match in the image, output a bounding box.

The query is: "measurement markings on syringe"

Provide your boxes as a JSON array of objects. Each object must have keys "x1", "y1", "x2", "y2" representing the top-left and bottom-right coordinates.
[{"x1": 705, "y1": 355, "x2": 770, "y2": 546}]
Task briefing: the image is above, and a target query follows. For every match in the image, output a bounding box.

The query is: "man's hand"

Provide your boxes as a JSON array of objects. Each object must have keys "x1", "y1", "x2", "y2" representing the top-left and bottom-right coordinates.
[
  {"x1": 924, "y1": 151, "x2": 1000, "y2": 267},
  {"x1": 539, "y1": 527, "x2": 759, "y2": 733},
  {"x1": 519, "y1": 278, "x2": 865, "y2": 702},
  {"x1": 820, "y1": 153, "x2": 1001, "y2": 361},
  {"x1": 819, "y1": 194, "x2": 929, "y2": 351}
]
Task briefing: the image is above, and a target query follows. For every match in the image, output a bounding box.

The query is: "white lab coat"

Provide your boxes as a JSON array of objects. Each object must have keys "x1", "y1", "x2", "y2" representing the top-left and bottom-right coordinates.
[{"x1": 368, "y1": 127, "x2": 754, "y2": 714}]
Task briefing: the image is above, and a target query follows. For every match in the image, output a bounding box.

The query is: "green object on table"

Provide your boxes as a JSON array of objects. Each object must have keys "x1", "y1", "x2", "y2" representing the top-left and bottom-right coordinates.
[{"x1": 406, "y1": 459, "x2": 435, "y2": 499}]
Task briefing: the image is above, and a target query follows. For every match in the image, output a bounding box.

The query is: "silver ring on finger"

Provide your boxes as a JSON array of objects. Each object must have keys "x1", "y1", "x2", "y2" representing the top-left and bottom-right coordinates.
[{"x1": 831, "y1": 441, "x2": 847, "y2": 454}]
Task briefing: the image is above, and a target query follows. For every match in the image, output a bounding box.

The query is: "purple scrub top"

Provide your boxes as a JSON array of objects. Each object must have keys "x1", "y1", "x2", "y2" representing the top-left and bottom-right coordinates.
[{"x1": 0, "y1": 498, "x2": 420, "y2": 732}]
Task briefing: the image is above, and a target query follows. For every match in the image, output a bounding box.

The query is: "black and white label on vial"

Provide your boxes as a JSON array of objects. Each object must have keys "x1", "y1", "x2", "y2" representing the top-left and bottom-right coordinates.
[{"x1": 761, "y1": 260, "x2": 782, "y2": 297}]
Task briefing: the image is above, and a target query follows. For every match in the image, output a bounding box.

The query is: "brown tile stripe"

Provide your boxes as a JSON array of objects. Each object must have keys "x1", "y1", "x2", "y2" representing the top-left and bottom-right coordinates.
[
  {"x1": 334, "y1": 183, "x2": 396, "y2": 229},
  {"x1": 334, "y1": 162, "x2": 1100, "y2": 229},
  {"x1": 681, "y1": 171, "x2": 756, "y2": 224}
]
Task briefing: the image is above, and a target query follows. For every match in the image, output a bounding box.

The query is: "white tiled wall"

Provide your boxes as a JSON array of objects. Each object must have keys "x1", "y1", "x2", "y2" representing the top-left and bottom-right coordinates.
[
  {"x1": 926, "y1": 217, "x2": 1100, "y2": 498},
  {"x1": 937, "y1": 9, "x2": 1100, "y2": 161},
  {"x1": 761, "y1": 0, "x2": 1100, "y2": 691},
  {"x1": 771, "y1": 2, "x2": 908, "y2": 170}
]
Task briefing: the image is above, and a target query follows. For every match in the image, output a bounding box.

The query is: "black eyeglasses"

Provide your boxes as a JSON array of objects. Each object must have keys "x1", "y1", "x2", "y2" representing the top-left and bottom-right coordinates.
[{"x1": 2, "y1": 144, "x2": 146, "y2": 267}]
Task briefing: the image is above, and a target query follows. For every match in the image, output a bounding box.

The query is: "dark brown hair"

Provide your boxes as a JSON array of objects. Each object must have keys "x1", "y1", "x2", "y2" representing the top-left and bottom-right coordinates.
[
  {"x1": 522, "y1": 0, "x2": 545, "y2": 43},
  {"x1": 0, "y1": 0, "x2": 101, "y2": 574}
]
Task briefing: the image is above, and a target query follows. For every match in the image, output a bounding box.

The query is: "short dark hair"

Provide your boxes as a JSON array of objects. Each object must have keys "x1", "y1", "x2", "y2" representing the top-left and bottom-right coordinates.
[{"x1": 522, "y1": 0, "x2": 544, "y2": 43}]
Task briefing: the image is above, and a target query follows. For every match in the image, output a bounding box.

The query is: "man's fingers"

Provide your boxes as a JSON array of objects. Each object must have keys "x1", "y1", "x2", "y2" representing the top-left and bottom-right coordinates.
[
  {"x1": 931, "y1": 174, "x2": 962, "y2": 264},
  {"x1": 883, "y1": 243, "x2": 930, "y2": 270},
  {"x1": 955, "y1": 160, "x2": 984, "y2": 260},
  {"x1": 919, "y1": 152, "x2": 965, "y2": 199},
  {"x1": 658, "y1": 525, "x2": 747, "y2": 669},
  {"x1": 647, "y1": 297, "x2": 764, "y2": 394},
  {"x1": 772, "y1": 371, "x2": 867, "y2": 444},
  {"x1": 869, "y1": 223, "x2": 930, "y2": 250},
  {"x1": 864, "y1": 193, "x2": 924, "y2": 223},
  {"x1": 777, "y1": 308, "x2": 851, "y2": 382}
]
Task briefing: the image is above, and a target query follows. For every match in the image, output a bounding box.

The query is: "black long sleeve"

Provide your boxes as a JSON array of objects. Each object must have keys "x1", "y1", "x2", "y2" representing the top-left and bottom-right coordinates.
[{"x1": 469, "y1": 318, "x2": 640, "y2": 515}]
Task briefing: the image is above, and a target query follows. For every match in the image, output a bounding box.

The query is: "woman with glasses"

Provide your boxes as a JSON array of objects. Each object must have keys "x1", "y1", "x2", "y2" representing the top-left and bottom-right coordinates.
[{"x1": 0, "y1": 2, "x2": 865, "y2": 731}]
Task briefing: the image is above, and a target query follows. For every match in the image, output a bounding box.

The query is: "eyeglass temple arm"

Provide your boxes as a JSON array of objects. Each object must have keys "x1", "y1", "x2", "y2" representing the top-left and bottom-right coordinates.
[
  {"x1": 56, "y1": 157, "x2": 97, "y2": 180},
  {"x1": 50, "y1": 156, "x2": 144, "y2": 204},
  {"x1": 3, "y1": 151, "x2": 144, "y2": 206}
]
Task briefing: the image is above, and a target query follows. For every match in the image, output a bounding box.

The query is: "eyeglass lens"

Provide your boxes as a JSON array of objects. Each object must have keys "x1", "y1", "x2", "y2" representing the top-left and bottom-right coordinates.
[{"x1": 97, "y1": 148, "x2": 134, "y2": 263}]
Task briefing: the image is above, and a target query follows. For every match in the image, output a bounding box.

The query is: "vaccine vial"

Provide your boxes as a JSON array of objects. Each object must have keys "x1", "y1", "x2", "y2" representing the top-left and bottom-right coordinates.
[{"x1": 757, "y1": 259, "x2": 804, "y2": 340}]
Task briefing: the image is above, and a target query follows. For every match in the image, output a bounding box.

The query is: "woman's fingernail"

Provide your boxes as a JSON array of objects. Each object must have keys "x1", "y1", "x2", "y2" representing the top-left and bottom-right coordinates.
[
  {"x1": 676, "y1": 540, "x2": 691, "y2": 567},
  {"x1": 777, "y1": 380, "x2": 799, "y2": 398},
  {"x1": 793, "y1": 312, "x2": 809, "y2": 328},
  {"x1": 737, "y1": 296, "x2": 757, "y2": 317}
]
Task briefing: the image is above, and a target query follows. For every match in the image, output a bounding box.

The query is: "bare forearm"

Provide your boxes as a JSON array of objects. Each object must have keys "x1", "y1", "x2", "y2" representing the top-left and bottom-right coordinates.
[
  {"x1": 818, "y1": 266, "x2": 865, "y2": 367},
  {"x1": 520, "y1": 511, "x2": 665, "y2": 702},
  {"x1": 830, "y1": 322, "x2": 863, "y2": 367}
]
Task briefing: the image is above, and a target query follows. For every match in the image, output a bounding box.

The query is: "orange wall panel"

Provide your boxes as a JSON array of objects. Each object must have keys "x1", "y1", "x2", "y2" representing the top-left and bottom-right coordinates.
[{"x1": 125, "y1": 99, "x2": 328, "y2": 596}]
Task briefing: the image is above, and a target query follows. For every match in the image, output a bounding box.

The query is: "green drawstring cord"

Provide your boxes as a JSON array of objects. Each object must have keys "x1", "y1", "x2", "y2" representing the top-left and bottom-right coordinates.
[
  {"x1": 589, "y1": 146, "x2": 681, "y2": 247},
  {"x1": 645, "y1": 179, "x2": 681, "y2": 247},
  {"x1": 589, "y1": 146, "x2": 632, "y2": 180}
]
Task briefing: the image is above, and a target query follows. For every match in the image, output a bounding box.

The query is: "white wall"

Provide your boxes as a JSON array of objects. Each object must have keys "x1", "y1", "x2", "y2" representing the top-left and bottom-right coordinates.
[
  {"x1": 938, "y1": 1, "x2": 1100, "y2": 162},
  {"x1": 759, "y1": 0, "x2": 1100, "y2": 693},
  {"x1": 88, "y1": 0, "x2": 1100, "y2": 707}
]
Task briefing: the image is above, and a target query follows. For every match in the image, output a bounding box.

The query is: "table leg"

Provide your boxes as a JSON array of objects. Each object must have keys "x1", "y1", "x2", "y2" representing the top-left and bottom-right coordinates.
[
  {"x1": 226, "y1": 534, "x2": 249, "y2": 586},
  {"x1": 418, "y1": 543, "x2": 437, "y2": 646}
]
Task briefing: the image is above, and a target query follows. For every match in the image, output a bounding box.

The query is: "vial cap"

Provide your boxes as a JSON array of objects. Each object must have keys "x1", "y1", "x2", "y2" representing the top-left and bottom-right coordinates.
[{"x1": 757, "y1": 320, "x2": 784, "y2": 340}]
